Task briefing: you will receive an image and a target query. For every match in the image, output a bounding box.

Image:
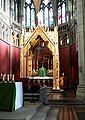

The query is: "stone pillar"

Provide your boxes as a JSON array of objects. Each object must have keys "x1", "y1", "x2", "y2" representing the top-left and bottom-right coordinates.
[{"x1": 76, "y1": 0, "x2": 85, "y2": 100}]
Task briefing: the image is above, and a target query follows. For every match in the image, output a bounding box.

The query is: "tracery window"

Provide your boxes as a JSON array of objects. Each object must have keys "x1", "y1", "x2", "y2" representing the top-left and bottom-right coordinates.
[
  {"x1": 1, "y1": 0, "x2": 6, "y2": 11},
  {"x1": 57, "y1": 0, "x2": 76, "y2": 25},
  {"x1": 68, "y1": 0, "x2": 76, "y2": 19},
  {"x1": 14, "y1": 0, "x2": 18, "y2": 21},
  {"x1": 38, "y1": 0, "x2": 54, "y2": 27},
  {"x1": 10, "y1": 0, "x2": 19, "y2": 22},
  {"x1": 24, "y1": 0, "x2": 53, "y2": 28},
  {"x1": 57, "y1": 0, "x2": 66, "y2": 25},
  {"x1": 24, "y1": 0, "x2": 35, "y2": 28}
]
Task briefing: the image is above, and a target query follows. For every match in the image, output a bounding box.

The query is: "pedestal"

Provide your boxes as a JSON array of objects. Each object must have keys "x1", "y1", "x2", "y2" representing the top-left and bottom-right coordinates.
[{"x1": 76, "y1": 85, "x2": 85, "y2": 100}]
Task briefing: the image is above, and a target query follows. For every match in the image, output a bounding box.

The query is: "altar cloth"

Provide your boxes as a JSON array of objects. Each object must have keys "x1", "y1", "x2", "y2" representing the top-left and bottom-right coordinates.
[
  {"x1": 29, "y1": 76, "x2": 53, "y2": 80},
  {"x1": 0, "y1": 82, "x2": 23, "y2": 111}
]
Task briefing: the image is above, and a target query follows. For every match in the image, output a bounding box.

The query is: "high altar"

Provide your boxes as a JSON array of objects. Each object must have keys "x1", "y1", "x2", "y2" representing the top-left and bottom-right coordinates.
[{"x1": 20, "y1": 26, "x2": 60, "y2": 89}]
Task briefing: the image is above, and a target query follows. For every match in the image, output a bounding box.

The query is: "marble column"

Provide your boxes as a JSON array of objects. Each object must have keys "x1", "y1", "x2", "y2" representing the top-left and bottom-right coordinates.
[{"x1": 76, "y1": 0, "x2": 85, "y2": 100}]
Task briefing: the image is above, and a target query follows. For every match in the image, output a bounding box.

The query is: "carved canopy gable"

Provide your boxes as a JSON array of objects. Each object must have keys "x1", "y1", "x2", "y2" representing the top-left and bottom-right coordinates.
[{"x1": 24, "y1": 26, "x2": 55, "y2": 55}]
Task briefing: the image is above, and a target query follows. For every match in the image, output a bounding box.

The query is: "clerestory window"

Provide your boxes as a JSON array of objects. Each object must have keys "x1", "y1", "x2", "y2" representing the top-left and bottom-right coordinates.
[
  {"x1": 38, "y1": 0, "x2": 54, "y2": 28},
  {"x1": 23, "y1": 0, "x2": 54, "y2": 28},
  {"x1": 1, "y1": 0, "x2": 6, "y2": 11},
  {"x1": 57, "y1": 0, "x2": 66, "y2": 25},
  {"x1": 24, "y1": 0, "x2": 35, "y2": 29}
]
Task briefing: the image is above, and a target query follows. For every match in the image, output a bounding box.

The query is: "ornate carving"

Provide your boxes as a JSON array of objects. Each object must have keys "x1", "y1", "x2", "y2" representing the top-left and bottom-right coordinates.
[{"x1": 21, "y1": 26, "x2": 60, "y2": 89}]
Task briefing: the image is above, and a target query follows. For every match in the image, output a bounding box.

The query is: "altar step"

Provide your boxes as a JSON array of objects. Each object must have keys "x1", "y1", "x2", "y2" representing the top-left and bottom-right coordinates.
[
  {"x1": 23, "y1": 93, "x2": 39, "y2": 102},
  {"x1": 30, "y1": 105, "x2": 51, "y2": 120},
  {"x1": 46, "y1": 106, "x2": 59, "y2": 120},
  {"x1": 48, "y1": 90, "x2": 85, "y2": 105},
  {"x1": 50, "y1": 89, "x2": 64, "y2": 93},
  {"x1": 0, "y1": 102, "x2": 55, "y2": 120},
  {"x1": 0, "y1": 101, "x2": 84, "y2": 120},
  {"x1": 48, "y1": 99, "x2": 85, "y2": 105},
  {"x1": 0, "y1": 102, "x2": 42, "y2": 120}
]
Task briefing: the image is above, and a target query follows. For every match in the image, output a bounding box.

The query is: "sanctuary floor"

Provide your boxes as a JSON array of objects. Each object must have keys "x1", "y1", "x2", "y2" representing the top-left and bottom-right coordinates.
[{"x1": 0, "y1": 90, "x2": 85, "y2": 120}]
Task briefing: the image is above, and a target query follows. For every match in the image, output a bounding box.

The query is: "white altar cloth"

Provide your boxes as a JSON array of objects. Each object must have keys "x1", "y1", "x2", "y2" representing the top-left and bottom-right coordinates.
[
  {"x1": 29, "y1": 76, "x2": 53, "y2": 80},
  {"x1": 15, "y1": 82, "x2": 23, "y2": 110}
]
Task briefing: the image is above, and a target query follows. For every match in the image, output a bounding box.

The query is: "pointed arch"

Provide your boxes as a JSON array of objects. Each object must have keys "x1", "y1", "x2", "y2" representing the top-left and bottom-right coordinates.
[{"x1": 22, "y1": 26, "x2": 60, "y2": 89}]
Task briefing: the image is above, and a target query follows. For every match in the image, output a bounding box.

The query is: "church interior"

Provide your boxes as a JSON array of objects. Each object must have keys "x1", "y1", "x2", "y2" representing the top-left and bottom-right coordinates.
[{"x1": 0, "y1": 0, "x2": 85, "y2": 120}]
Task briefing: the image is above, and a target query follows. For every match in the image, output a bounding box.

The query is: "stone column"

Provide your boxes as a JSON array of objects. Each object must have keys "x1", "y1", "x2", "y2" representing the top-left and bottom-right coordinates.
[{"x1": 76, "y1": 0, "x2": 85, "y2": 100}]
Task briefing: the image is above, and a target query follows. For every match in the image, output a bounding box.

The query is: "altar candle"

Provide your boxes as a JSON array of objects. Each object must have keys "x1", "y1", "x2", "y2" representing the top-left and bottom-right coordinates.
[
  {"x1": 7, "y1": 74, "x2": 9, "y2": 81},
  {"x1": 12, "y1": 74, "x2": 14, "y2": 81},
  {"x1": 1, "y1": 73, "x2": 2, "y2": 77},
  {"x1": 3, "y1": 75, "x2": 5, "y2": 81}
]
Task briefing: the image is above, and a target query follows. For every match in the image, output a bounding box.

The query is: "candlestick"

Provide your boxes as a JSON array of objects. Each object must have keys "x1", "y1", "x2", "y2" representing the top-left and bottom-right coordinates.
[
  {"x1": 7, "y1": 74, "x2": 9, "y2": 81},
  {"x1": 1, "y1": 73, "x2": 2, "y2": 77},
  {"x1": 3, "y1": 75, "x2": 5, "y2": 82},
  {"x1": 12, "y1": 74, "x2": 14, "y2": 82}
]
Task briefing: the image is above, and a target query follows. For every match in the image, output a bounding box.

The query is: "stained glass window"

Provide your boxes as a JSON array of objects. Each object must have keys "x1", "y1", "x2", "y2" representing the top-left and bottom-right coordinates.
[
  {"x1": 24, "y1": 0, "x2": 35, "y2": 28},
  {"x1": 1, "y1": 0, "x2": 5, "y2": 11},
  {"x1": 57, "y1": 0, "x2": 66, "y2": 25},
  {"x1": 38, "y1": 0, "x2": 53, "y2": 27},
  {"x1": 57, "y1": 0, "x2": 76, "y2": 24},
  {"x1": 58, "y1": 6, "x2": 61, "y2": 24},
  {"x1": 62, "y1": 2, "x2": 65, "y2": 23},
  {"x1": 10, "y1": 0, "x2": 19, "y2": 22},
  {"x1": 24, "y1": 0, "x2": 53, "y2": 28}
]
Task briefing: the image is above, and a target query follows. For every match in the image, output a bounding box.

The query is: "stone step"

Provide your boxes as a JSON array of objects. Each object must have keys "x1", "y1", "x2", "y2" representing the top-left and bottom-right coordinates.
[
  {"x1": 0, "y1": 102, "x2": 42, "y2": 120},
  {"x1": 30, "y1": 105, "x2": 51, "y2": 120},
  {"x1": 23, "y1": 92, "x2": 50, "y2": 102},
  {"x1": 23, "y1": 93, "x2": 39, "y2": 101},
  {"x1": 46, "y1": 107, "x2": 59, "y2": 120},
  {"x1": 48, "y1": 99, "x2": 85, "y2": 105},
  {"x1": 23, "y1": 93, "x2": 39, "y2": 97},
  {"x1": 51, "y1": 89, "x2": 64, "y2": 93}
]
